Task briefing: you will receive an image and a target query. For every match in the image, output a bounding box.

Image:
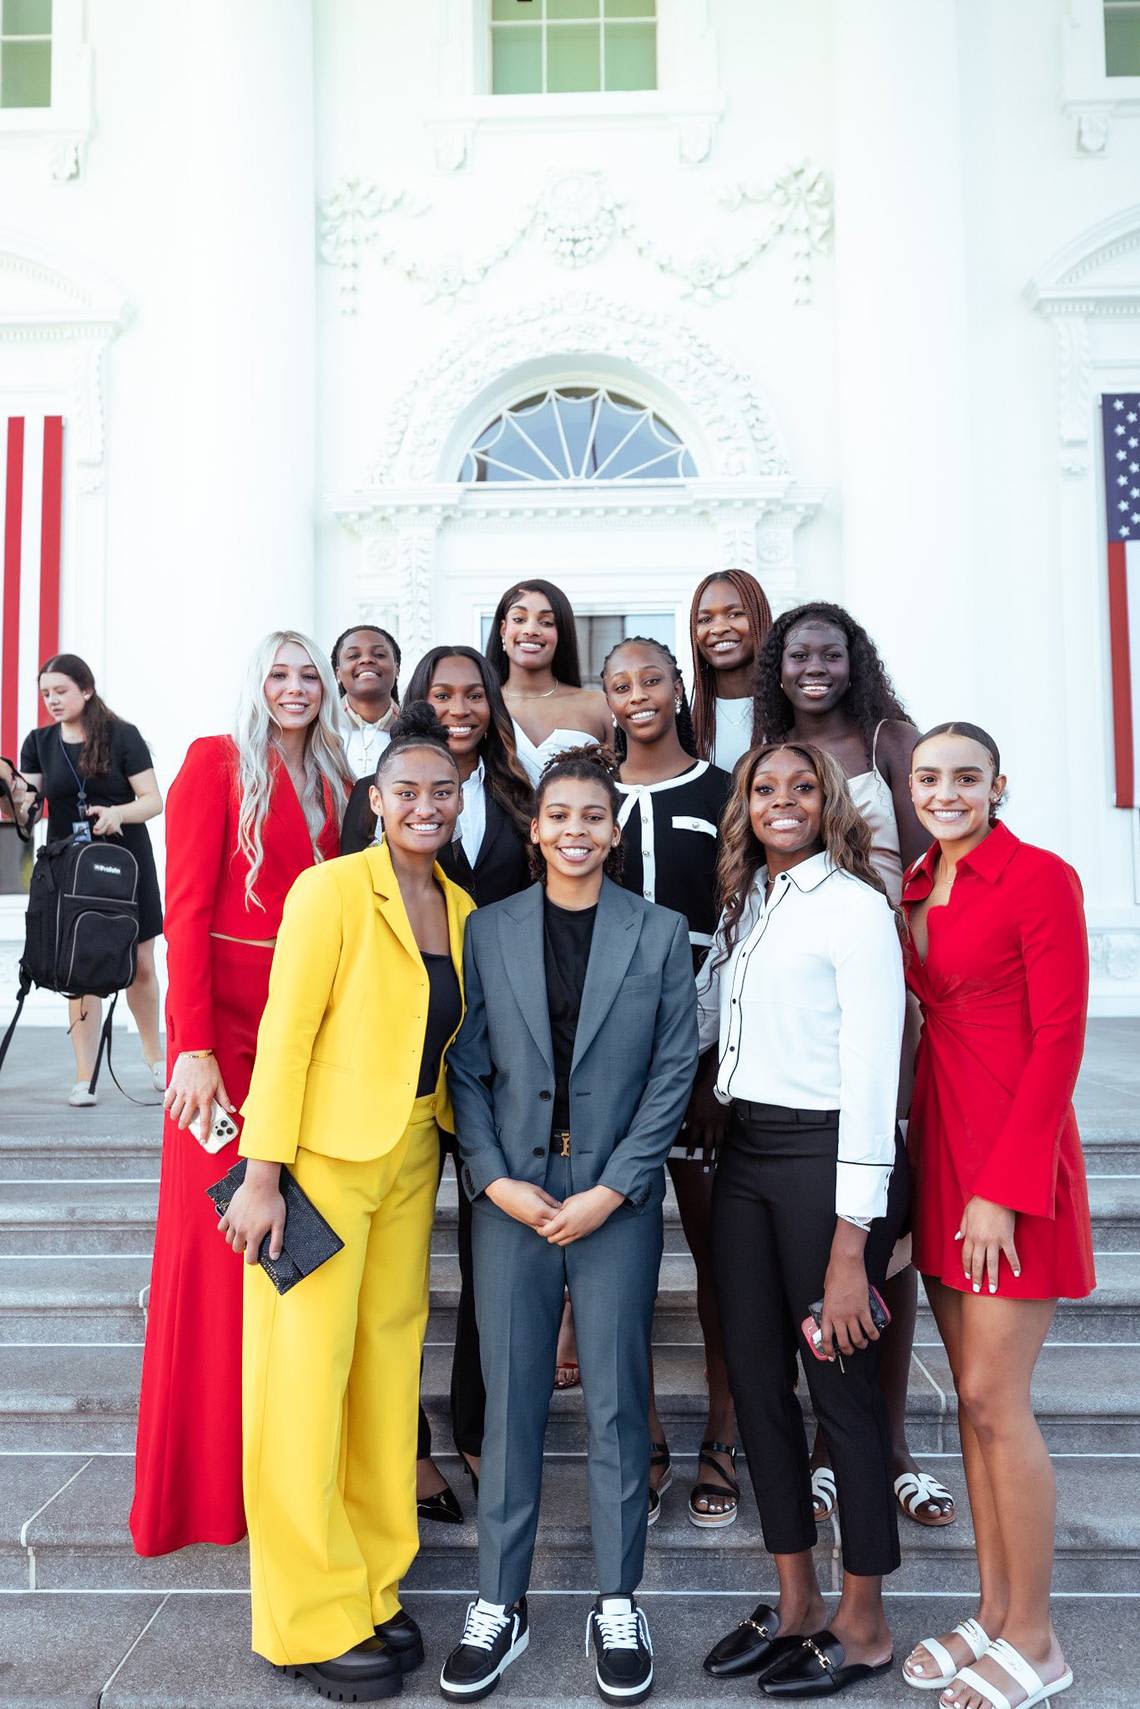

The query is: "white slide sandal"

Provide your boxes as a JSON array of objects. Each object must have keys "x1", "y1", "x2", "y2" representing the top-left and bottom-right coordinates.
[
  {"x1": 950, "y1": 1638, "x2": 1074, "y2": 1709},
  {"x1": 903, "y1": 1618, "x2": 989, "y2": 1690},
  {"x1": 895, "y1": 1468, "x2": 956, "y2": 1525},
  {"x1": 810, "y1": 1466, "x2": 836, "y2": 1521}
]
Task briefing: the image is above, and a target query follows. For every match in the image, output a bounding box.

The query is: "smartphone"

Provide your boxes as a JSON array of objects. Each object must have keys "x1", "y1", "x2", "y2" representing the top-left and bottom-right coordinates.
[
  {"x1": 190, "y1": 1100, "x2": 239, "y2": 1155},
  {"x1": 801, "y1": 1285, "x2": 891, "y2": 1362}
]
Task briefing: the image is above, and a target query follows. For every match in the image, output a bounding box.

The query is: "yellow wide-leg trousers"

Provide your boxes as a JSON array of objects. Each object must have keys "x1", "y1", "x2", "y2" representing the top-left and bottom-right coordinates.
[{"x1": 242, "y1": 1097, "x2": 440, "y2": 1666}]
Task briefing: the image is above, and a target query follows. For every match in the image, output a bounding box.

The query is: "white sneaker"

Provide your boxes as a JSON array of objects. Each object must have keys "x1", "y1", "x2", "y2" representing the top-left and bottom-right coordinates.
[{"x1": 67, "y1": 1083, "x2": 97, "y2": 1107}]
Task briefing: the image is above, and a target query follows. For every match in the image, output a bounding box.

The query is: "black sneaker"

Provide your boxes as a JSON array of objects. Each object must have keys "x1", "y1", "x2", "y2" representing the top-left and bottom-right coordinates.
[
  {"x1": 587, "y1": 1596, "x2": 653, "y2": 1705},
  {"x1": 439, "y1": 1597, "x2": 529, "y2": 1702}
]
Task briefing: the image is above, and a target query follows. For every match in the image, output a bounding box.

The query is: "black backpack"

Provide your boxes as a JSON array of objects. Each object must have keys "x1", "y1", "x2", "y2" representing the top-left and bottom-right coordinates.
[{"x1": 0, "y1": 832, "x2": 141, "y2": 1091}]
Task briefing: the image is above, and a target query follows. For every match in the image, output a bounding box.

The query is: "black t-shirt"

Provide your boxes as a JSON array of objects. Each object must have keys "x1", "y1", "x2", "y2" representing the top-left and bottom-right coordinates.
[
  {"x1": 417, "y1": 952, "x2": 462, "y2": 1098},
  {"x1": 543, "y1": 895, "x2": 597, "y2": 1135},
  {"x1": 20, "y1": 720, "x2": 153, "y2": 841}
]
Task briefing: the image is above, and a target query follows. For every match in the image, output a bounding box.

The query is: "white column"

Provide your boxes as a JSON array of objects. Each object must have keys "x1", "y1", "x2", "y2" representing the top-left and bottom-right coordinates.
[
  {"x1": 832, "y1": 3, "x2": 973, "y2": 724},
  {"x1": 141, "y1": 0, "x2": 318, "y2": 732}
]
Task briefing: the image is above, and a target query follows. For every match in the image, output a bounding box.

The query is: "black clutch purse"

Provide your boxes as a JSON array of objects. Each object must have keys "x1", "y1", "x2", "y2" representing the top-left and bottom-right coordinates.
[{"x1": 206, "y1": 1159, "x2": 344, "y2": 1295}]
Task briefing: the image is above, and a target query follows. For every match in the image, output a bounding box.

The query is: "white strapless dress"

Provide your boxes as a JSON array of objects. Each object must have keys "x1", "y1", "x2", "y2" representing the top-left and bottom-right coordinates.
[{"x1": 511, "y1": 720, "x2": 599, "y2": 788}]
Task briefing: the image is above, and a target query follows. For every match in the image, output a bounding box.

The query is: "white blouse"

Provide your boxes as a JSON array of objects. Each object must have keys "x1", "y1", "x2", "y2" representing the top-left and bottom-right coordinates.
[
  {"x1": 695, "y1": 851, "x2": 904, "y2": 1221},
  {"x1": 712, "y1": 696, "x2": 753, "y2": 775}
]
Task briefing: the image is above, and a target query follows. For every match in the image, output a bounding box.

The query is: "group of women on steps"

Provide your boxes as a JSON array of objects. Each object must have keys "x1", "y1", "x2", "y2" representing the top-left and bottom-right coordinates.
[{"x1": 1, "y1": 569, "x2": 1093, "y2": 1709}]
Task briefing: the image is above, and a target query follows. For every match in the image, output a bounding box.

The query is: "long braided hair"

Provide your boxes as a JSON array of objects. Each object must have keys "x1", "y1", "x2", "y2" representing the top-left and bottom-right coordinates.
[
  {"x1": 688, "y1": 570, "x2": 773, "y2": 762},
  {"x1": 752, "y1": 601, "x2": 910, "y2": 767},
  {"x1": 600, "y1": 635, "x2": 697, "y2": 763}
]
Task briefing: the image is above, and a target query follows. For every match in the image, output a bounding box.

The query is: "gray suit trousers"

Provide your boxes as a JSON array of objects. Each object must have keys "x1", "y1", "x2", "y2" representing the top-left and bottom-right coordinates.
[{"x1": 472, "y1": 1151, "x2": 664, "y2": 1605}]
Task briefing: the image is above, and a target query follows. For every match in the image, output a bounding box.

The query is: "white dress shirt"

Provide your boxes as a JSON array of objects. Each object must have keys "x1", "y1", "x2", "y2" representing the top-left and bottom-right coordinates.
[
  {"x1": 695, "y1": 851, "x2": 904, "y2": 1221},
  {"x1": 455, "y1": 757, "x2": 487, "y2": 868},
  {"x1": 339, "y1": 703, "x2": 394, "y2": 780}
]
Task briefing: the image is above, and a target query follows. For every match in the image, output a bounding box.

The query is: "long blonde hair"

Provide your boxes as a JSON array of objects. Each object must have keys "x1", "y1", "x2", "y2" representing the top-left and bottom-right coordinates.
[
  {"x1": 233, "y1": 630, "x2": 352, "y2": 911},
  {"x1": 712, "y1": 741, "x2": 900, "y2": 968}
]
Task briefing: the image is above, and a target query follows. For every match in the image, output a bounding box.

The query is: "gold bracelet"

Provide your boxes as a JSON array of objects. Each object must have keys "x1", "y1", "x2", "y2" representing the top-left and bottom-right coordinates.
[{"x1": 183, "y1": 1048, "x2": 214, "y2": 1059}]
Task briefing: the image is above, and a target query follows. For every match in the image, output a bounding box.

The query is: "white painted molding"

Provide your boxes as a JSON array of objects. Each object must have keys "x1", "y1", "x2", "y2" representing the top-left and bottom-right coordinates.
[
  {"x1": 0, "y1": 0, "x2": 93, "y2": 180},
  {"x1": 1089, "y1": 927, "x2": 1140, "y2": 982},
  {"x1": 1062, "y1": 0, "x2": 1140, "y2": 155},
  {"x1": 1027, "y1": 205, "x2": 1140, "y2": 476},
  {"x1": 365, "y1": 293, "x2": 794, "y2": 486},
  {"x1": 317, "y1": 163, "x2": 833, "y2": 313}
]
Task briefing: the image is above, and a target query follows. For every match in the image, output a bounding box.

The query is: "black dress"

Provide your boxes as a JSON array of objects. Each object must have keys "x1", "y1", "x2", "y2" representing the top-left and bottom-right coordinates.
[{"x1": 20, "y1": 720, "x2": 164, "y2": 941}]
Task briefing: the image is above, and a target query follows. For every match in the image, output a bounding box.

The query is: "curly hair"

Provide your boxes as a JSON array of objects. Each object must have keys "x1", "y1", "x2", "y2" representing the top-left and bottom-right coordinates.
[
  {"x1": 37, "y1": 653, "x2": 121, "y2": 779},
  {"x1": 600, "y1": 635, "x2": 696, "y2": 763},
  {"x1": 485, "y1": 579, "x2": 583, "y2": 689},
  {"x1": 712, "y1": 740, "x2": 900, "y2": 969},
  {"x1": 752, "y1": 602, "x2": 910, "y2": 767},
  {"x1": 405, "y1": 645, "x2": 533, "y2": 836},
  {"x1": 527, "y1": 743, "x2": 625, "y2": 884},
  {"x1": 688, "y1": 570, "x2": 773, "y2": 761},
  {"x1": 330, "y1": 624, "x2": 401, "y2": 704}
]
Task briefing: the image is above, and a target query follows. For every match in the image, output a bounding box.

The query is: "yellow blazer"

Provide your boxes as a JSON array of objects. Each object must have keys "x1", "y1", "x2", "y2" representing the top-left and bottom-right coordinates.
[{"x1": 239, "y1": 840, "x2": 476, "y2": 1165}]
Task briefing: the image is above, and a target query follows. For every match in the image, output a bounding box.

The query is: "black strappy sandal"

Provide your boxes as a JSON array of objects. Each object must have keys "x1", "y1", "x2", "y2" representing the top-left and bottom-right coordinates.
[
  {"x1": 646, "y1": 1441, "x2": 672, "y2": 1527},
  {"x1": 688, "y1": 1439, "x2": 740, "y2": 1530}
]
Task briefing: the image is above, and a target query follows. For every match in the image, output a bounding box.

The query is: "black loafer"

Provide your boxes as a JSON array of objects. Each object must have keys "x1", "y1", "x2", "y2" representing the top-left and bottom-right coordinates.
[
  {"x1": 374, "y1": 1608, "x2": 424, "y2": 1675},
  {"x1": 703, "y1": 1605, "x2": 801, "y2": 1679},
  {"x1": 416, "y1": 1483, "x2": 464, "y2": 1525},
  {"x1": 282, "y1": 1635, "x2": 403, "y2": 1700},
  {"x1": 761, "y1": 1631, "x2": 893, "y2": 1698}
]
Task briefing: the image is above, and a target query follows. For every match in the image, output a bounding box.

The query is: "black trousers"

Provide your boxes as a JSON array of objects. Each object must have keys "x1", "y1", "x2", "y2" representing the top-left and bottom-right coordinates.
[
  {"x1": 711, "y1": 1104, "x2": 910, "y2": 1578},
  {"x1": 418, "y1": 1133, "x2": 486, "y2": 1461}
]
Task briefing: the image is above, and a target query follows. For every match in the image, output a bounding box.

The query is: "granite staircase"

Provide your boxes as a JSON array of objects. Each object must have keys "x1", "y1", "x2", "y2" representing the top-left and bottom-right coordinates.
[{"x1": 1, "y1": 1024, "x2": 1137, "y2": 1707}]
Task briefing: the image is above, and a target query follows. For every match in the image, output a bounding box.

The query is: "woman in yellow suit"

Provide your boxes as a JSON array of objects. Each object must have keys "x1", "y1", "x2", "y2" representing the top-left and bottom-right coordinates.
[{"x1": 217, "y1": 703, "x2": 475, "y2": 1703}]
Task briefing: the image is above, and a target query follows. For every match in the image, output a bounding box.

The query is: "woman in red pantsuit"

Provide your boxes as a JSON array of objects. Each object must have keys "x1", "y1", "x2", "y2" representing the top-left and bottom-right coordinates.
[
  {"x1": 130, "y1": 631, "x2": 351, "y2": 1556},
  {"x1": 900, "y1": 724, "x2": 1092, "y2": 1709}
]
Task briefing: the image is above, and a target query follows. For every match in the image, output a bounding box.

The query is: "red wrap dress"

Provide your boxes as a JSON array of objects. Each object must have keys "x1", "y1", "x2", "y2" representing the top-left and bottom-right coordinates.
[
  {"x1": 902, "y1": 822, "x2": 1095, "y2": 1302},
  {"x1": 130, "y1": 736, "x2": 341, "y2": 1556}
]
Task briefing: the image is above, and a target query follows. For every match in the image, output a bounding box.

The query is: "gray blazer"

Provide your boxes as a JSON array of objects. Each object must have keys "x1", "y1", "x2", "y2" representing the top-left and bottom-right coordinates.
[{"x1": 449, "y1": 878, "x2": 699, "y2": 1211}]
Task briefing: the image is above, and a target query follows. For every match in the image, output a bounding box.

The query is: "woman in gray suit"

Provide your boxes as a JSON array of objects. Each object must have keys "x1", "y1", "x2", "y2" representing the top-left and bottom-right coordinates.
[{"x1": 440, "y1": 746, "x2": 699, "y2": 1709}]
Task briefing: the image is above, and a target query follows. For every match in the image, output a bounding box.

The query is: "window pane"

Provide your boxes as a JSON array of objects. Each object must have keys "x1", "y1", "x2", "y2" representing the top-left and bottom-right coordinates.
[
  {"x1": 492, "y1": 25, "x2": 543, "y2": 92},
  {"x1": 1105, "y1": 6, "x2": 1140, "y2": 74},
  {"x1": 547, "y1": 22, "x2": 601, "y2": 91},
  {"x1": 549, "y1": 0, "x2": 599, "y2": 16},
  {"x1": 0, "y1": 38, "x2": 50, "y2": 105},
  {"x1": 604, "y1": 21, "x2": 655, "y2": 89},
  {"x1": 492, "y1": 0, "x2": 543, "y2": 18},
  {"x1": 2, "y1": 0, "x2": 51, "y2": 34},
  {"x1": 605, "y1": 0, "x2": 655, "y2": 15}
]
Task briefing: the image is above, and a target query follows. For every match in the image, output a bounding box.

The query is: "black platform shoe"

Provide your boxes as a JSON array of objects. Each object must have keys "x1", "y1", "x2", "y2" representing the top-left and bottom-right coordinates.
[
  {"x1": 702, "y1": 1604, "x2": 804, "y2": 1680},
  {"x1": 374, "y1": 1608, "x2": 424, "y2": 1675},
  {"x1": 761, "y1": 1632, "x2": 894, "y2": 1698},
  {"x1": 282, "y1": 1635, "x2": 403, "y2": 1701}
]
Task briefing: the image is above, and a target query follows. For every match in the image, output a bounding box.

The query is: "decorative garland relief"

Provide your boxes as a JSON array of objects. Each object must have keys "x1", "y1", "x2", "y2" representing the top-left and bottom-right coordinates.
[{"x1": 319, "y1": 164, "x2": 832, "y2": 314}]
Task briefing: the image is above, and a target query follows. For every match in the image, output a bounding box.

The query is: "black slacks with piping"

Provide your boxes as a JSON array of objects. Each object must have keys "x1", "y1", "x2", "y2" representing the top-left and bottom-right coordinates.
[
  {"x1": 711, "y1": 1104, "x2": 910, "y2": 1577},
  {"x1": 417, "y1": 1132, "x2": 485, "y2": 1462}
]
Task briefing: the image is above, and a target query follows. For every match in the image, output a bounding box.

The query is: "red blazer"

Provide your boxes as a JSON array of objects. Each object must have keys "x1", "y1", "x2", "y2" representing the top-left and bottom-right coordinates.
[{"x1": 164, "y1": 735, "x2": 341, "y2": 1050}]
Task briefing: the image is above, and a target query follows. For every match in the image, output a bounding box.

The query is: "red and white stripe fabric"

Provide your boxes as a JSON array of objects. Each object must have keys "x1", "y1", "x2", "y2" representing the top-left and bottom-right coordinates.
[
  {"x1": 1106, "y1": 536, "x2": 1139, "y2": 810},
  {"x1": 1, "y1": 415, "x2": 63, "y2": 761}
]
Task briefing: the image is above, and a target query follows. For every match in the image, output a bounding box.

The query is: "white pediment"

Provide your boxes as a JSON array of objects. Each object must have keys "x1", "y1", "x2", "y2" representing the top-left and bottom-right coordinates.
[
  {"x1": 0, "y1": 230, "x2": 130, "y2": 329},
  {"x1": 1027, "y1": 205, "x2": 1140, "y2": 314}
]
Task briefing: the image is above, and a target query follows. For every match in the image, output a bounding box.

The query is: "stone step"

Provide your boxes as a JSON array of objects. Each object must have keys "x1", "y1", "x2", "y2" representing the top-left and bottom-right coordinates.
[
  {"x1": 4, "y1": 1172, "x2": 1138, "y2": 1257},
  {"x1": 1, "y1": 1450, "x2": 1136, "y2": 1598},
  {"x1": 2, "y1": 1339, "x2": 1138, "y2": 1456},
  {"x1": 0, "y1": 1128, "x2": 162, "y2": 1181},
  {"x1": 2, "y1": 1587, "x2": 1134, "y2": 1709},
  {"x1": 4, "y1": 1246, "x2": 1139, "y2": 1352}
]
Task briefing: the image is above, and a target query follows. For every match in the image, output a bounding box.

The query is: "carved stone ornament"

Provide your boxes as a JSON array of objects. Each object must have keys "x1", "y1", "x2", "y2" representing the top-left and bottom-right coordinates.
[
  {"x1": 1089, "y1": 929, "x2": 1140, "y2": 982},
  {"x1": 373, "y1": 293, "x2": 791, "y2": 483},
  {"x1": 317, "y1": 162, "x2": 833, "y2": 313},
  {"x1": 1073, "y1": 105, "x2": 1113, "y2": 154}
]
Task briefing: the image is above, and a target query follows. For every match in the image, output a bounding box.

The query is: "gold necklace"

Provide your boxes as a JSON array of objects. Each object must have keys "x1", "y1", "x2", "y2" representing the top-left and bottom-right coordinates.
[{"x1": 508, "y1": 683, "x2": 559, "y2": 700}]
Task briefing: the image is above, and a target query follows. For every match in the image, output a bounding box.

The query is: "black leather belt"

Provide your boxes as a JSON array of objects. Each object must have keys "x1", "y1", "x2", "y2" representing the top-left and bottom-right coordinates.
[{"x1": 733, "y1": 1101, "x2": 839, "y2": 1127}]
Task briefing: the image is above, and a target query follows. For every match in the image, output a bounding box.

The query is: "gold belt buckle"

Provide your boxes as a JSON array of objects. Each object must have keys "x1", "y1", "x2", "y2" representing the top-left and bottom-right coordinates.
[{"x1": 558, "y1": 1130, "x2": 571, "y2": 1158}]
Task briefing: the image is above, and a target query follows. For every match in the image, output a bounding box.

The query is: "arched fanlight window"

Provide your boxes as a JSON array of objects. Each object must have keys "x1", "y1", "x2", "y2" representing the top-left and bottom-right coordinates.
[{"x1": 460, "y1": 386, "x2": 698, "y2": 483}]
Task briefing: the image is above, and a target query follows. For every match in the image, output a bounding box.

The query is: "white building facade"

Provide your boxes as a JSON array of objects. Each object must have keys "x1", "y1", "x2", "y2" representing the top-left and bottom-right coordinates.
[{"x1": 2, "y1": 0, "x2": 1140, "y2": 1013}]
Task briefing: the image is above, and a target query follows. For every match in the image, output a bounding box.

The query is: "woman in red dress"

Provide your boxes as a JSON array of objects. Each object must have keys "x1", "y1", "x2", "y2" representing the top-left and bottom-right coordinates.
[
  {"x1": 900, "y1": 723, "x2": 1093, "y2": 1709},
  {"x1": 130, "y1": 631, "x2": 352, "y2": 1556}
]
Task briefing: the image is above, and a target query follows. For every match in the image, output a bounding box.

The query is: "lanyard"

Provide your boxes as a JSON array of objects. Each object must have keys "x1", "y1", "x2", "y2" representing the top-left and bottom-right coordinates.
[{"x1": 58, "y1": 725, "x2": 88, "y2": 809}]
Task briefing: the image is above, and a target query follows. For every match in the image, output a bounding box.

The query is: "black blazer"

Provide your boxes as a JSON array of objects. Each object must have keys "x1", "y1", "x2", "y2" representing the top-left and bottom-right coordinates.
[{"x1": 340, "y1": 776, "x2": 531, "y2": 908}]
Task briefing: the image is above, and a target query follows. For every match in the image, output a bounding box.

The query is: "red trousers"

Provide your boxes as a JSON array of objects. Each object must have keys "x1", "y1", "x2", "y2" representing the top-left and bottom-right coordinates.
[{"x1": 130, "y1": 939, "x2": 273, "y2": 1556}]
